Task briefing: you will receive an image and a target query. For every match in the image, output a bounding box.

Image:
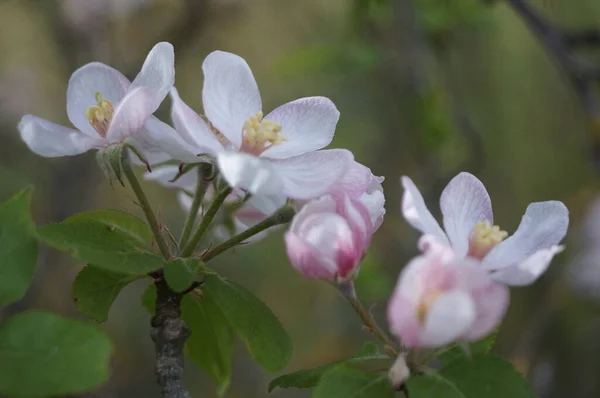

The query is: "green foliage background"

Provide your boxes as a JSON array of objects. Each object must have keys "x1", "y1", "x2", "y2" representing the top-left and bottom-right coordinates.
[{"x1": 0, "y1": 0, "x2": 599, "y2": 397}]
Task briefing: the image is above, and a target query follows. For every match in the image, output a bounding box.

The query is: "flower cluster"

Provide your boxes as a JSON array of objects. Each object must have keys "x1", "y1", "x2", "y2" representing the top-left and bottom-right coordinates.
[{"x1": 18, "y1": 41, "x2": 569, "y2": 353}]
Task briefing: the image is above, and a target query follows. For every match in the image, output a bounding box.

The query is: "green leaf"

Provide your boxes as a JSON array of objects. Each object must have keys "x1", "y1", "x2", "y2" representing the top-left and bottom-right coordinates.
[
  {"x1": 268, "y1": 342, "x2": 386, "y2": 392},
  {"x1": 203, "y1": 273, "x2": 292, "y2": 372},
  {"x1": 73, "y1": 265, "x2": 144, "y2": 322},
  {"x1": 140, "y1": 284, "x2": 235, "y2": 395},
  {"x1": 0, "y1": 310, "x2": 113, "y2": 396},
  {"x1": 406, "y1": 354, "x2": 535, "y2": 398},
  {"x1": 435, "y1": 330, "x2": 498, "y2": 365},
  {"x1": 37, "y1": 210, "x2": 162, "y2": 274},
  {"x1": 312, "y1": 364, "x2": 395, "y2": 398},
  {"x1": 182, "y1": 291, "x2": 235, "y2": 395},
  {"x1": 164, "y1": 258, "x2": 204, "y2": 293},
  {"x1": 0, "y1": 188, "x2": 38, "y2": 306}
]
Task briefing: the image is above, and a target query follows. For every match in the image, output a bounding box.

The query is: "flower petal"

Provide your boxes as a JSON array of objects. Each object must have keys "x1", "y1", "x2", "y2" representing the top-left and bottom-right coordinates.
[
  {"x1": 202, "y1": 51, "x2": 261, "y2": 149},
  {"x1": 387, "y1": 293, "x2": 422, "y2": 347},
  {"x1": 106, "y1": 87, "x2": 156, "y2": 142},
  {"x1": 420, "y1": 290, "x2": 475, "y2": 348},
  {"x1": 337, "y1": 196, "x2": 373, "y2": 256},
  {"x1": 491, "y1": 245, "x2": 564, "y2": 286},
  {"x1": 440, "y1": 172, "x2": 494, "y2": 257},
  {"x1": 246, "y1": 194, "x2": 287, "y2": 216},
  {"x1": 284, "y1": 232, "x2": 337, "y2": 280},
  {"x1": 143, "y1": 165, "x2": 197, "y2": 191},
  {"x1": 463, "y1": 279, "x2": 509, "y2": 341},
  {"x1": 217, "y1": 151, "x2": 285, "y2": 196},
  {"x1": 484, "y1": 201, "x2": 569, "y2": 271},
  {"x1": 401, "y1": 176, "x2": 448, "y2": 245},
  {"x1": 271, "y1": 149, "x2": 353, "y2": 200},
  {"x1": 261, "y1": 97, "x2": 340, "y2": 159},
  {"x1": 170, "y1": 88, "x2": 224, "y2": 156},
  {"x1": 18, "y1": 115, "x2": 101, "y2": 157},
  {"x1": 142, "y1": 116, "x2": 205, "y2": 163},
  {"x1": 130, "y1": 42, "x2": 175, "y2": 109},
  {"x1": 67, "y1": 62, "x2": 130, "y2": 136},
  {"x1": 326, "y1": 160, "x2": 375, "y2": 198}
]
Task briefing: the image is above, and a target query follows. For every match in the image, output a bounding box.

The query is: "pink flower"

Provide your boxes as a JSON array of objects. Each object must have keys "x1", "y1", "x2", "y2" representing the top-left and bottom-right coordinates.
[
  {"x1": 401, "y1": 172, "x2": 569, "y2": 286},
  {"x1": 284, "y1": 195, "x2": 373, "y2": 282},
  {"x1": 387, "y1": 248, "x2": 509, "y2": 348},
  {"x1": 18, "y1": 42, "x2": 174, "y2": 158},
  {"x1": 151, "y1": 51, "x2": 354, "y2": 200},
  {"x1": 144, "y1": 165, "x2": 285, "y2": 242}
]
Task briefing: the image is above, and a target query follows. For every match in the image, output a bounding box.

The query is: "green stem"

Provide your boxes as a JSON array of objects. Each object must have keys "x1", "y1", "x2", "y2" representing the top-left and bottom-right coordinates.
[
  {"x1": 178, "y1": 165, "x2": 211, "y2": 249},
  {"x1": 203, "y1": 205, "x2": 296, "y2": 262},
  {"x1": 122, "y1": 149, "x2": 171, "y2": 260},
  {"x1": 340, "y1": 282, "x2": 398, "y2": 355},
  {"x1": 180, "y1": 185, "x2": 233, "y2": 257}
]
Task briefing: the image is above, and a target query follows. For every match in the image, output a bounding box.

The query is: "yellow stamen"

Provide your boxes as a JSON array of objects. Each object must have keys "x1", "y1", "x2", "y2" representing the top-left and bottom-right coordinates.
[
  {"x1": 85, "y1": 92, "x2": 114, "y2": 137},
  {"x1": 241, "y1": 111, "x2": 286, "y2": 155},
  {"x1": 468, "y1": 220, "x2": 508, "y2": 259},
  {"x1": 417, "y1": 290, "x2": 443, "y2": 324}
]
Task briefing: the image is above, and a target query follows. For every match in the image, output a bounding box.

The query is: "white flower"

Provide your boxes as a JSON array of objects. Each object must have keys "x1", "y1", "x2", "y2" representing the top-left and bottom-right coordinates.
[
  {"x1": 401, "y1": 172, "x2": 569, "y2": 286},
  {"x1": 18, "y1": 42, "x2": 174, "y2": 158},
  {"x1": 153, "y1": 51, "x2": 354, "y2": 200}
]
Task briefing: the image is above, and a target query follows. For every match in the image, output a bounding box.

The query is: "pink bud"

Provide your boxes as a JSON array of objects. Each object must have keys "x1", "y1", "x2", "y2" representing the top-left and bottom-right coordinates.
[
  {"x1": 387, "y1": 250, "x2": 509, "y2": 348},
  {"x1": 284, "y1": 195, "x2": 373, "y2": 283}
]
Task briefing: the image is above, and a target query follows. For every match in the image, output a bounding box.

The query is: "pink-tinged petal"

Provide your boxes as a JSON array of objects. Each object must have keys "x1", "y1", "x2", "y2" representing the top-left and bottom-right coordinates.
[
  {"x1": 130, "y1": 42, "x2": 174, "y2": 109},
  {"x1": 106, "y1": 87, "x2": 156, "y2": 142},
  {"x1": 261, "y1": 97, "x2": 340, "y2": 159},
  {"x1": 491, "y1": 245, "x2": 564, "y2": 286},
  {"x1": 420, "y1": 290, "x2": 476, "y2": 348},
  {"x1": 440, "y1": 172, "x2": 493, "y2": 258},
  {"x1": 484, "y1": 201, "x2": 569, "y2": 271},
  {"x1": 401, "y1": 176, "x2": 449, "y2": 245},
  {"x1": 337, "y1": 196, "x2": 373, "y2": 256},
  {"x1": 358, "y1": 177, "x2": 386, "y2": 231},
  {"x1": 284, "y1": 232, "x2": 337, "y2": 280},
  {"x1": 387, "y1": 293, "x2": 422, "y2": 347},
  {"x1": 170, "y1": 88, "x2": 224, "y2": 155},
  {"x1": 218, "y1": 151, "x2": 284, "y2": 196},
  {"x1": 202, "y1": 51, "x2": 261, "y2": 149},
  {"x1": 327, "y1": 160, "x2": 374, "y2": 198},
  {"x1": 67, "y1": 62, "x2": 130, "y2": 136},
  {"x1": 142, "y1": 116, "x2": 205, "y2": 163},
  {"x1": 271, "y1": 149, "x2": 353, "y2": 200},
  {"x1": 463, "y1": 279, "x2": 509, "y2": 341},
  {"x1": 143, "y1": 165, "x2": 197, "y2": 191},
  {"x1": 18, "y1": 115, "x2": 101, "y2": 157}
]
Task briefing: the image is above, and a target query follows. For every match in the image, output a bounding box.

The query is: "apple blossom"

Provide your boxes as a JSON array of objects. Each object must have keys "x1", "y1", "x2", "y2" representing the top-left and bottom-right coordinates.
[
  {"x1": 150, "y1": 51, "x2": 354, "y2": 200},
  {"x1": 144, "y1": 165, "x2": 285, "y2": 242},
  {"x1": 401, "y1": 172, "x2": 569, "y2": 286},
  {"x1": 387, "y1": 247, "x2": 509, "y2": 348},
  {"x1": 18, "y1": 42, "x2": 174, "y2": 158},
  {"x1": 284, "y1": 195, "x2": 375, "y2": 282}
]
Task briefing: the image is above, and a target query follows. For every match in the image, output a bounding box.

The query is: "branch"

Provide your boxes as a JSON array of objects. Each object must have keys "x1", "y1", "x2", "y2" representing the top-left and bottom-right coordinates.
[{"x1": 150, "y1": 279, "x2": 190, "y2": 398}]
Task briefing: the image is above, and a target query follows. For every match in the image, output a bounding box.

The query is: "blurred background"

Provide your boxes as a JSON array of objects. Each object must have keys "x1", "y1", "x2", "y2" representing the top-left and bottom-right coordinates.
[{"x1": 1, "y1": 0, "x2": 599, "y2": 397}]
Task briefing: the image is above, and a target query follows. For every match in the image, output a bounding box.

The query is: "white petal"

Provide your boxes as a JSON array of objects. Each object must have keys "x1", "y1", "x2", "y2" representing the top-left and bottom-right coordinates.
[
  {"x1": 202, "y1": 51, "x2": 261, "y2": 149},
  {"x1": 170, "y1": 87, "x2": 224, "y2": 155},
  {"x1": 261, "y1": 97, "x2": 340, "y2": 159},
  {"x1": 217, "y1": 151, "x2": 284, "y2": 196},
  {"x1": 491, "y1": 245, "x2": 564, "y2": 286},
  {"x1": 142, "y1": 116, "x2": 206, "y2": 163},
  {"x1": 67, "y1": 62, "x2": 130, "y2": 136},
  {"x1": 440, "y1": 172, "x2": 493, "y2": 257},
  {"x1": 484, "y1": 201, "x2": 569, "y2": 271},
  {"x1": 400, "y1": 176, "x2": 449, "y2": 245},
  {"x1": 129, "y1": 148, "x2": 171, "y2": 167},
  {"x1": 421, "y1": 290, "x2": 475, "y2": 347},
  {"x1": 271, "y1": 149, "x2": 353, "y2": 200},
  {"x1": 130, "y1": 42, "x2": 175, "y2": 109},
  {"x1": 143, "y1": 165, "x2": 197, "y2": 191},
  {"x1": 106, "y1": 87, "x2": 156, "y2": 142},
  {"x1": 246, "y1": 194, "x2": 287, "y2": 215},
  {"x1": 18, "y1": 115, "x2": 101, "y2": 157}
]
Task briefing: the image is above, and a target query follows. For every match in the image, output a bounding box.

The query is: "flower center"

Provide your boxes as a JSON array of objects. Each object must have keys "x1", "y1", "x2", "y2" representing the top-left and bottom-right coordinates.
[
  {"x1": 417, "y1": 289, "x2": 443, "y2": 324},
  {"x1": 468, "y1": 220, "x2": 508, "y2": 259},
  {"x1": 240, "y1": 111, "x2": 286, "y2": 155},
  {"x1": 85, "y1": 92, "x2": 114, "y2": 137}
]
